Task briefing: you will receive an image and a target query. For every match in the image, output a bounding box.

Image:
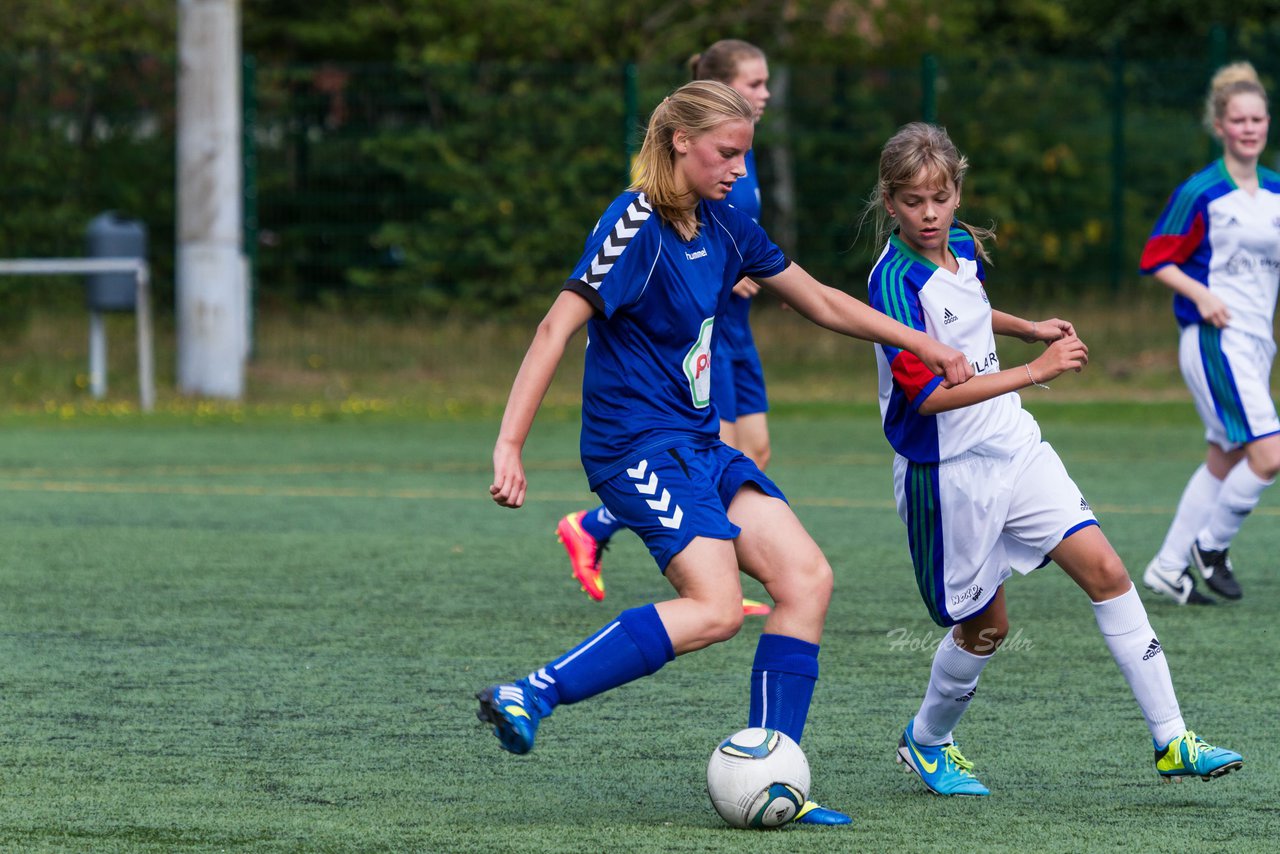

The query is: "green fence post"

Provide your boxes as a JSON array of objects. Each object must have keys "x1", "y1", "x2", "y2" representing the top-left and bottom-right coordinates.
[
  {"x1": 1207, "y1": 24, "x2": 1228, "y2": 161},
  {"x1": 921, "y1": 53, "x2": 937, "y2": 123},
  {"x1": 242, "y1": 53, "x2": 258, "y2": 357},
  {"x1": 1110, "y1": 46, "x2": 1125, "y2": 292},
  {"x1": 623, "y1": 62, "x2": 638, "y2": 178}
]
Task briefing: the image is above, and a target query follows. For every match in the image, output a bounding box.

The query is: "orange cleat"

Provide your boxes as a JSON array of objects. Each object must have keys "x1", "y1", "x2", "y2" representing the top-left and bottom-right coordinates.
[
  {"x1": 556, "y1": 510, "x2": 606, "y2": 601},
  {"x1": 741, "y1": 598, "x2": 772, "y2": 617}
]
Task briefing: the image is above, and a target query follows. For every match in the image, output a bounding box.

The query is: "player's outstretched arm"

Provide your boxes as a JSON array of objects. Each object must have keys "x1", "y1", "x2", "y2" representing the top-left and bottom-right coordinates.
[
  {"x1": 490, "y1": 291, "x2": 594, "y2": 509},
  {"x1": 917, "y1": 332, "x2": 1090, "y2": 415},
  {"x1": 991, "y1": 310, "x2": 1074, "y2": 343},
  {"x1": 758, "y1": 262, "x2": 974, "y2": 387}
]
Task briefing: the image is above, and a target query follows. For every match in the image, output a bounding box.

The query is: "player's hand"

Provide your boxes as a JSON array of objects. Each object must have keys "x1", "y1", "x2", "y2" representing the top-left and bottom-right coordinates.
[
  {"x1": 490, "y1": 440, "x2": 527, "y2": 508},
  {"x1": 1030, "y1": 332, "x2": 1089, "y2": 383},
  {"x1": 732, "y1": 277, "x2": 762, "y2": 299},
  {"x1": 1195, "y1": 291, "x2": 1231, "y2": 328},
  {"x1": 1027, "y1": 317, "x2": 1074, "y2": 343},
  {"x1": 921, "y1": 340, "x2": 974, "y2": 388}
]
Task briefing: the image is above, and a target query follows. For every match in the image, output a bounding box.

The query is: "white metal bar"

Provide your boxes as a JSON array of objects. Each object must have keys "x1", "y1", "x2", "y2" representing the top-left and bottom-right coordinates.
[
  {"x1": 0, "y1": 257, "x2": 156, "y2": 412},
  {"x1": 89, "y1": 311, "x2": 107, "y2": 399},
  {"x1": 0, "y1": 258, "x2": 145, "y2": 275}
]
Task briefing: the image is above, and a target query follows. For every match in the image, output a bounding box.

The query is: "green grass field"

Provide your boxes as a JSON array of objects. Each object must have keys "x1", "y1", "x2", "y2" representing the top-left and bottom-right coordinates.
[{"x1": 0, "y1": 402, "x2": 1276, "y2": 852}]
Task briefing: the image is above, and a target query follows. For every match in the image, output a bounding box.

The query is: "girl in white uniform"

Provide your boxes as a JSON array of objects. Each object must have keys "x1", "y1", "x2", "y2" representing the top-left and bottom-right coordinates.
[
  {"x1": 865, "y1": 122, "x2": 1242, "y2": 796},
  {"x1": 1140, "y1": 62, "x2": 1280, "y2": 605}
]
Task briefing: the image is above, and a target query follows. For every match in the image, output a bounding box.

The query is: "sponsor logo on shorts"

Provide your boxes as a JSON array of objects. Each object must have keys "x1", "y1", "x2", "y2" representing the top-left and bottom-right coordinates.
[{"x1": 950, "y1": 584, "x2": 983, "y2": 608}]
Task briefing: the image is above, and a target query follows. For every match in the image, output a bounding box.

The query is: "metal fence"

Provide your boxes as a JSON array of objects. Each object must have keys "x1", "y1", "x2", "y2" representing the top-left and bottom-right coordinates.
[{"x1": 2, "y1": 43, "x2": 1276, "y2": 318}]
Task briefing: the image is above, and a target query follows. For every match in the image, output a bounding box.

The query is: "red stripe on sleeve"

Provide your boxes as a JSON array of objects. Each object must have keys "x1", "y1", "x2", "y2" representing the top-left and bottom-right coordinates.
[
  {"x1": 1140, "y1": 212, "x2": 1205, "y2": 272},
  {"x1": 891, "y1": 351, "x2": 939, "y2": 401}
]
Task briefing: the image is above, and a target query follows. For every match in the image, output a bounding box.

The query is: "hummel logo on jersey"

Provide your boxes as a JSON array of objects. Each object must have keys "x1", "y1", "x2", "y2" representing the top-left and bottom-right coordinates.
[
  {"x1": 1080, "y1": 497, "x2": 1091, "y2": 511},
  {"x1": 1142, "y1": 638, "x2": 1163, "y2": 661},
  {"x1": 685, "y1": 248, "x2": 708, "y2": 260},
  {"x1": 581, "y1": 195, "x2": 653, "y2": 290},
  {"x1": 943, "y1": 308, "x2": 959, "y2": 325}
]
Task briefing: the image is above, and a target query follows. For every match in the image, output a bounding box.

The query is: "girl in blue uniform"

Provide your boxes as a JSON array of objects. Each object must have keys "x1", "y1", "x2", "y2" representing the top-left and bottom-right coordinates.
[
  {"x1": 556, "y1": 40, "x2": 776, "y2": 614},
  {"x1": 865, "y1": 122, "x2": 1241, "y2": 797},
  {"x1": 478, "y1": 81, "x2": 972, "y2": 826},
  {"x1": 1140, "y1": 62, "x2": 1280, "y2": 605}
]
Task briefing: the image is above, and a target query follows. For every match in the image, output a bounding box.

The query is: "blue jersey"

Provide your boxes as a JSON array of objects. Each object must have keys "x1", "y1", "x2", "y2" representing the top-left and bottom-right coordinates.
[
  {"x1": 563, "y1": 191, "x2": 789, "y2": 488},
  {"x1": 718, "y1": 149, "x2": 763, "y2": 358}
]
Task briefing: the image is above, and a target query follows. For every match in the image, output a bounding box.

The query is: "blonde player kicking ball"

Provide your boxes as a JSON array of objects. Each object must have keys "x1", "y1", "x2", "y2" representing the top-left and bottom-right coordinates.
[
  {"x1": 1140, "y1": 62, "x2": 1280, "y2": 605},
  {"x1": 863, "y1": 122, "x2": 1242, "y2": 796},
  {"x1": 479, "y1": 82, "x2": 974, "y2": 826}
]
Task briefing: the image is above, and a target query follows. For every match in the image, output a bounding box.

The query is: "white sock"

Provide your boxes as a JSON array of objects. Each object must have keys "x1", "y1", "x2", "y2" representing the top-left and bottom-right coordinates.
[
  {"x1": 1154, "y1": 464, "x2": 1222, "y2": 570},
  {"x1": 1092, "y1": 584, "x2": 1185, "y2": 747},
  {"x1": 912, "y1": 634, "x2": 992, "y2": 746},
  {"x1": 1198, "y1": 462, "x2": 1273, "y2": 551}
]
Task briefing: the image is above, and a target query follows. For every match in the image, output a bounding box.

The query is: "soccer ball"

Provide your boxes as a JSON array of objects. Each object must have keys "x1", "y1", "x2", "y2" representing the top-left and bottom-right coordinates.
[{"x1": 706, "y1": 727, "x2": 810, "y2": 829}]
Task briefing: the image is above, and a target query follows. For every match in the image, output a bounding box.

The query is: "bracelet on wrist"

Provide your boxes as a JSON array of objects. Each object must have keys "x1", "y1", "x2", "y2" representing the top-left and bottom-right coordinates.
[{"x1": 1025, "y1": 363, "x2": 1051, "y2": 390}]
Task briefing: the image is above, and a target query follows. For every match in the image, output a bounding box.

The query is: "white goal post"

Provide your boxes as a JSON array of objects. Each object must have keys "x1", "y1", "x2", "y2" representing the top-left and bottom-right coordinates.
[{"x1": 0, "y1": 258, "x2": 156, "y2": 412}]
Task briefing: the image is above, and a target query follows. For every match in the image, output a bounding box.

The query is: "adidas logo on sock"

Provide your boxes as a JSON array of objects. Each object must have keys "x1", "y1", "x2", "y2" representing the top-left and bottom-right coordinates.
[
  {"x1": 955, "y1": 688, "x2": 976, "y2": 703},
  {"x1": 943, "y1": 308, "x2": 959, "y2": 325},
  {"x1": 1142, "y1": 638, "x2": 1163, "y2": 661}
]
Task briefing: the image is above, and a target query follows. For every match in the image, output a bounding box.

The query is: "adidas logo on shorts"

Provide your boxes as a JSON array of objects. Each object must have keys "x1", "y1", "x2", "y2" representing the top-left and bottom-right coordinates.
[{"x1": 1142, "y1": 638, "x2": 1163, "y2": 661}]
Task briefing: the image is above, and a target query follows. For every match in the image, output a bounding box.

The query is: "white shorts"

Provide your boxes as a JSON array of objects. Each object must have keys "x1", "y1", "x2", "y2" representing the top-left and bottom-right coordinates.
[
  {"x1": 1179, "y1": 324, "x2": 1280, "y2": 451},
  {"x1": 893, "y1": 436, "x2": 1097, "y2": 627}
]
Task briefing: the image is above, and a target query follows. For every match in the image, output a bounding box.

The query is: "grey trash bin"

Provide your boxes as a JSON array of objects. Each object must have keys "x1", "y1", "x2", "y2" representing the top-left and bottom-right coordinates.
[{"x1": 85, "y1": 212, "x2": 147, "y2": 312}]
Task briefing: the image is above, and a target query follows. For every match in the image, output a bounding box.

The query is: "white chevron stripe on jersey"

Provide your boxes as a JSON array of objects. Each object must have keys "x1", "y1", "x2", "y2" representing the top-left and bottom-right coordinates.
[{"x1": 581, "y1": 194, "x2": 653, "y2": 290}]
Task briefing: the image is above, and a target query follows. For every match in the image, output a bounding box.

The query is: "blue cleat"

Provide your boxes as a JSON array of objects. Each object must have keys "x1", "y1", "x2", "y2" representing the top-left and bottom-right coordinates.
[
  {"x1": 793, "y1": 800, "x2": 853, "y2": 825},
  {"x1": 475, "y1": 679, "x2": 551, "y2": 755},
  {"x1": 1155, "y1": 731, "x2": 1242, "y2": 782},
  {"x1": 896, "y1": 719, "x2": 990, "y2": 796}
]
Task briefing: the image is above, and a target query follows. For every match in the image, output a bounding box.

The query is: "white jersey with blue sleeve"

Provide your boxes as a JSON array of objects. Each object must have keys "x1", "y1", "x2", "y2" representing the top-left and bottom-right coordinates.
[
  {"x1": 869, "y1": 227, "x2": 1038, "y2": 463},
  {"x1": 563, "y1": 191, "x2": 789, "y2": 488},
  {"x1": 1141, "y1": 159, "x2": 1280, "y2": 343}
]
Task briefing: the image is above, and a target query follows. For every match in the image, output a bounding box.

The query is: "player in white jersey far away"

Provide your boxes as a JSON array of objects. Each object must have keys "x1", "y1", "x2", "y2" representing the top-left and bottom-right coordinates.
[
  {"x1": 864, "y1": 122, "x2": 1242, "y2": 796},
  {"x1": 1140, "y1": 61, "x2": 1280, "y2": 605},
  {"x1": 479, "y1": 81, "x2": 972, "y2": 826},
  {"x1": 557, "y1": 39, "x2": 777, "y2": 617}
]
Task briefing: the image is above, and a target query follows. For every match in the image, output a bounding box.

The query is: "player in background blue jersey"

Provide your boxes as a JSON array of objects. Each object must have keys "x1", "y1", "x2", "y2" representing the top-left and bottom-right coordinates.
[
  {"x1": 478, "y1": 82, "x2": 973, "y2": 826},
  {"x1": 557, "y1": 40, "x2": 776, "y2": 616},
  {"x1": 864, "y1": 123, "x2": 1242, "y2": 796},
  {"x1": 1140, "y1": 62, "x2": 1280, "y2": 606}
]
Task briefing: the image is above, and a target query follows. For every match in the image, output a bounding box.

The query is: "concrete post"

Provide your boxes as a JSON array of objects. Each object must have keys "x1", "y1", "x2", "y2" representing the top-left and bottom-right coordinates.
[{"x1": 177, "y1": 0, "x2": 245, "y2": 398}]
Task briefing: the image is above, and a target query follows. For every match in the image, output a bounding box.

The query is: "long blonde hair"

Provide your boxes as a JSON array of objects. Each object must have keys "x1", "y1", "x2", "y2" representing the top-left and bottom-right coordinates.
[
  {"x1": 629, "y1": 80, "x2": 754, "y2": 241},
  {"x1": 1204, "y1": 61, "x2": 1269, "y2": 135},
  {"x1": 862, "y1": 122, "x2": 994, "y2": 263}
]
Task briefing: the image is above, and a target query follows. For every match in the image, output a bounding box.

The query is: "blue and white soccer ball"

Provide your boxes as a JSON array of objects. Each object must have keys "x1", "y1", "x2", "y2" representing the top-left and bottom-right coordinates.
[{"x1": 706, "y1": 727, "x2": 810, "y2": 829}]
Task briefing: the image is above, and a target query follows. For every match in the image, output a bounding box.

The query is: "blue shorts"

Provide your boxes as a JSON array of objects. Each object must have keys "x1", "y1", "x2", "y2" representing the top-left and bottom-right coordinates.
[
  {"x1": 594, "y1": 443, "x2": 787, "y2": 571},
  {"x1": 712, "y1": 346, "x2": 769, "y2": 422}
]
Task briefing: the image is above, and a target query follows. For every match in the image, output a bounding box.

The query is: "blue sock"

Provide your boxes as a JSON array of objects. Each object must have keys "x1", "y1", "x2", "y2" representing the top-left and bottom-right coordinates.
[
  {"x1": 525, "y1": 604, "x2": 675, "y2": 708},
  {"x1": 749, "y1": 633, "x2": 820, "y2": 744},
  {"x1": 580, "y1": 504, "x2": 625, "y2": 544}
]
